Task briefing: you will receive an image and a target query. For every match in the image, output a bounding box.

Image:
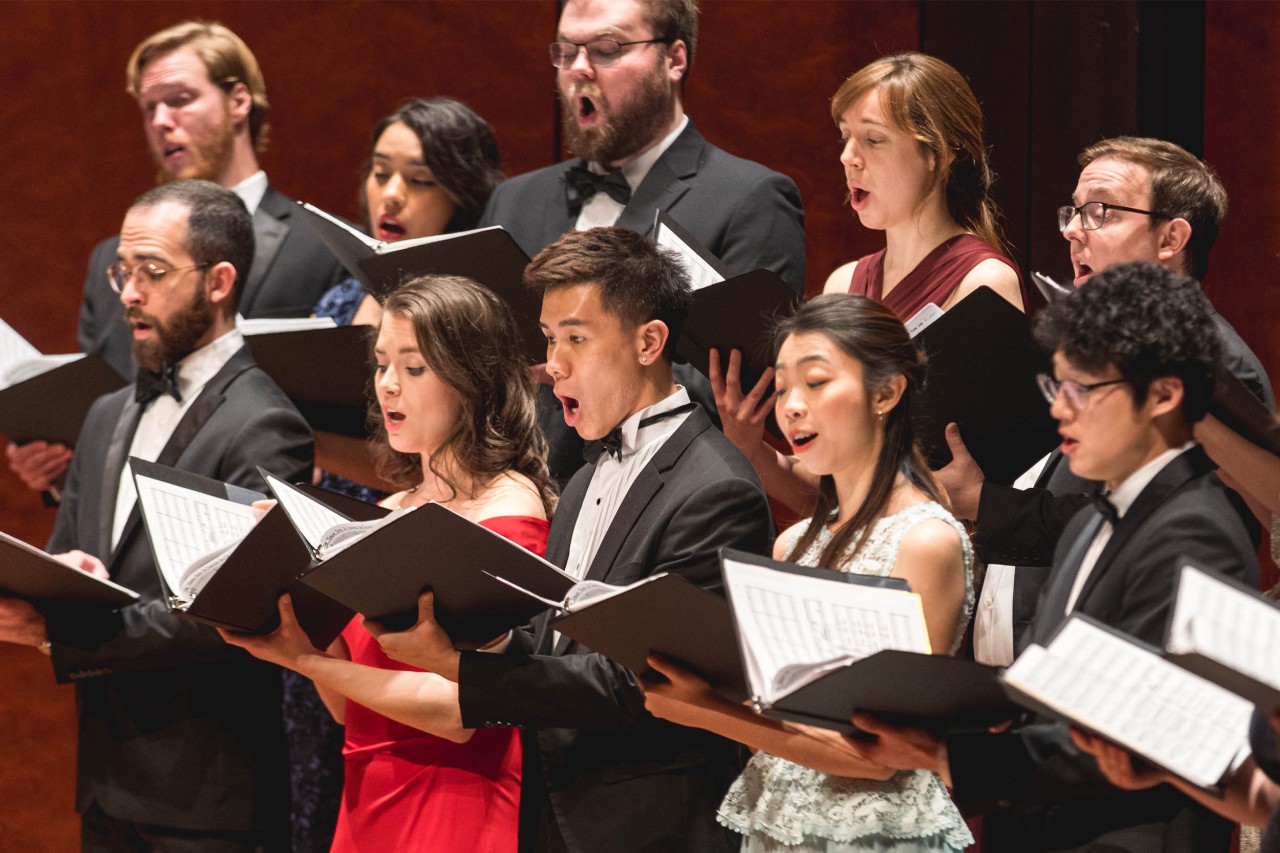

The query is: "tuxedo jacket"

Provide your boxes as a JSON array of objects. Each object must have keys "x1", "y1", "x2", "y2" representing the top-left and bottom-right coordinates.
[
  {"x1": 44, "y1": 345, "x2": 313, "y2": 835},
  {"x1": 950, "y1": 446, "x2": 1260, "y2": 853},
  {"x1": 974, "y1": 310, "x2": 1271, "y2": 571},
  {"x1": 481, "y1": 121, "x2": 806, "y2": 486},
  {"x1": 458, "y1": 407, "x2": 772, "y2": 853},
  {"x1": 77, "y1": 185, "x2": 345, "y2": 379}
]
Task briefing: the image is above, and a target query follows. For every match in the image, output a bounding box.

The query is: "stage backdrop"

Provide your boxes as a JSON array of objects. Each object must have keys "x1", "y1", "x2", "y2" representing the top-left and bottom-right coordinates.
[{"x1": 0, "y1": 2, "x2": 1273, "y2": 848}]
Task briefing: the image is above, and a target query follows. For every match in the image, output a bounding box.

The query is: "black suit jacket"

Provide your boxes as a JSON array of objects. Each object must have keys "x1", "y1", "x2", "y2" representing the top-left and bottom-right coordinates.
[
  {"x1": 457, "y1": 407, "x2": 772, "y2": 853},
  {"x1": 44, "y1": 345, "x2": 313, "y2": 835},
  {"x1": 480, "y1": 121, "x2": 806, "y2": 486},
  {"x1": 974, "y1": 310, "x2": 1272, "y2": 572},
  {"x1": 950, "y1": 446, "x2": 1260, "y2": 853},
  {"x1": 78, "y1": 184, "x2": 345, "y2": 378}
]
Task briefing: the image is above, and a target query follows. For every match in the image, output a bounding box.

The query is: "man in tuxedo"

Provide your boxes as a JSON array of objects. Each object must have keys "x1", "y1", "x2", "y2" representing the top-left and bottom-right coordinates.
[
  {"x1": 0, "y1": 181, "x2": 312, "y2": 851},
  {"x1": 370, "y1": 228, "x2": 773, "y2": 853},
  {"x1": 958, "y1": 137, "x2": 1272, "y2": 670},
  {"x1": 853, "y1": 261, "x2": 1260, "y2": 853},
  {"x1": 9, "y1": 21, "x2": 342, "y2": 493},
  {"x1": 480, "y1": 0, "x2": 806, "y2": 485}
]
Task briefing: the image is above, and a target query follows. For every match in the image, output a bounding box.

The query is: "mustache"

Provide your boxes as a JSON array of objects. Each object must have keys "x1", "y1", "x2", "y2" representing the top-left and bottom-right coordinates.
[{"x1": 125, "y1": 307, "x2": 162, "y2": 328}]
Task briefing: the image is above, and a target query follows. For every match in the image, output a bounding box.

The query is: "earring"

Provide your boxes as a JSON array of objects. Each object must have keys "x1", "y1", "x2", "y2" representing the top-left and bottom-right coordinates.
[{"x1": 640, "y1": 355, "x2": 649, "y2": 365}]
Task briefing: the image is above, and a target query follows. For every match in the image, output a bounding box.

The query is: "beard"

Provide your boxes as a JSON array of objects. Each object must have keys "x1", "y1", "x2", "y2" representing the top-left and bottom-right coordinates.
[
  {"x1": 559, "y1": 62, "x2": 677, "y2": 166},
  {"x1": 153, "y1": 102, "x2": 236, "y2": 184},
  {"x1": 128, "y1": 281, "x2": 214, "y2": 372}
]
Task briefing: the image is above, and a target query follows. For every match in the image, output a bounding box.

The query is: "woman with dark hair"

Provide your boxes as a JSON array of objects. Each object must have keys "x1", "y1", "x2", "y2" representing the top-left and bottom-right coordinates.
[
  {"x1": 313, "y1": 96, "x2": 504, "y2": 327},
  {"x1": 820, "y1": 52, "x2": 1023, "y2": 316},
  {"x1": 643, "y1": 295, "x2": 974, "y2": 852},
  {"x1": 225, "y1": 275, "x2": 552, "y2": 852}
]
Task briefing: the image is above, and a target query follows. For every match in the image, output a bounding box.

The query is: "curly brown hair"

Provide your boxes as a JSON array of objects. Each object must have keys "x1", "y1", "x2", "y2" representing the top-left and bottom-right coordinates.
[{"x1": 370, "y1": 275, "x2": 556, "y2": 515}]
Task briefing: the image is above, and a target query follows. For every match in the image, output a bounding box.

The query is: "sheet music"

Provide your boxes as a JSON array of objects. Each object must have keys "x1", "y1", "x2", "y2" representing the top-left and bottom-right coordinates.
[
  {"x1": 0, "y1": 318, "x2": 82, "y2": 388},
  {"x1": 134, "y1": 475, "x2": 265, "y2": 602},
  {"x1": 1168, "y1": 564, "x2": 1280, "y2": 694},
  {"x1": 722, "y1": 557, "x2": 930, "y2": 704},
  {"x1": 394, "y1": 224, "x2": 505, "y2": 252},
  {"x1": 655, "y1": 220, "x2": 725, "y2": 292},
  {"x1": 240, "y1": 316, "x2": 336, "y2": 335},
  {"x1": 905, "y1": 303, "x2": 945, "y2": 337},
  {"x1": 1004, "y1": 617, "x2": 1252, "y2": 789},
  {"x1": 266, "y1": 474, "x2": 351, "y2": 551}
]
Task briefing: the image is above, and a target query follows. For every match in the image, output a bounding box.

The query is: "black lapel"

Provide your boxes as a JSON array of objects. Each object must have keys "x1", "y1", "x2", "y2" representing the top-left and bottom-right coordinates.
[
  {"x1": 1032, "y1": 510, "x2": 1107, "y2": 645},
  {"x1": 98, "y1": 393, "x2": 143, "y2": 559},
  {"x1": 613, "y1": 122, "x2": 701, "y2": 235},
  {"x1": 1071, "y1": 446, "x2": 1210, "y2": 612},
  {"x1": 240, "y1": 187, "x2": 290, "y2": 315}
]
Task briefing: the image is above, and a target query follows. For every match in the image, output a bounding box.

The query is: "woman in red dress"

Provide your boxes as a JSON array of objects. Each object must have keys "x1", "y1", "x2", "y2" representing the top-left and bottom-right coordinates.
[{"x1": 224, "y1": 274, "x2": 555, "y2": 852}]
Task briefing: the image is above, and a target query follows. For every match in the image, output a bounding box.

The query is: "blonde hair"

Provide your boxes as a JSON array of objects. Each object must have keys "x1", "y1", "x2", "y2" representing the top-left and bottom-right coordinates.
[{"x1": 126, "y1": 21, "x2": 270, "y2": 152}]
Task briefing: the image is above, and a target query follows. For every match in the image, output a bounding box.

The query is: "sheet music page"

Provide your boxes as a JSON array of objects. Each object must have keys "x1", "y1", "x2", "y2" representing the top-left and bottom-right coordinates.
[
  {"x1": 134, "y1": 475, "x2": 266, "y2": 602},
  {"x1": 722, "y1": 557, "x2": 930, "y2": 704},
  {"x1": 315, "y1": 506, "x2": 413, "y2": 560},
  {"x1": 239, "y1": 316, "x2": 336, "y2": 335},
  {"x1": 905, "y1": 303, "x2": 945, "y2": 337},
  {"x1": 655, "y1": 221, "x2": 726, "y2": 292},
  {"x1": 298, "y1": 202, "x2": 382, "y2": 250},
  {"x1": 1004, "y1": 617, "x2": 1252, "y2": 789},
  {"x1": 0, "y1": 352, "x2": 84, "y2": 388},
  {"x1": 266, "y1": 474, "x2": 350, "y2": 551},
  {"x1": 395, "y1": 224, "x2": 504, "y2": 252},
  {"x1": 0, "y1": 318, "x2": 50, "y2": 387},
  {"x1": 1168, "y1": 564, "x2": 1280, "y2": 693}
]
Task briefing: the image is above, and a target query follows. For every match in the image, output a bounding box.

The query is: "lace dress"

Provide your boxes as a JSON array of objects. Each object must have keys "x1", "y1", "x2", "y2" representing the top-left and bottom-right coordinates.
[{"x1": 718, "y1": 503, "x2": 976, "y2": 852}]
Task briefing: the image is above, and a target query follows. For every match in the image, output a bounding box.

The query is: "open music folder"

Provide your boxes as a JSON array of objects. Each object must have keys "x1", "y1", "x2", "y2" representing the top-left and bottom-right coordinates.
[
  {"x1": 130, "y1": 459, "x2": 356, "y2": 648},
  {"x1": 1164, "y1": 563, "x2": 1280, "y2": 713},
  {"x1": 262, "y1": 472, "x2": 575, "y2": 646},
  {"x1": 0, "y1": 529, "x2": 139, "y2": 608},
  {"x1": 721, "y1": 549, "x2": 1010, "y2": 734},
  {"x1": 243, "y1": 321, "x2": 373, "y2": 438},
  {"x1": 654, "y1": 212, "x2": 799, "y2": 394},
  {"x1": 1001, "y1": 613, "x2": 1253, "y2": 793},
  {"x1": 1209, "y1": 366, "x2": 1280, "y2": 456},
  {"x1": 0, "y1": 317, "x2": 127, "y2": 445},
  {"x1": 906, "y1": 286, "x2": 1060, "y2": 485},
  {"x1": 295, "y1": 202, "x2": 544, "y2": 362}
]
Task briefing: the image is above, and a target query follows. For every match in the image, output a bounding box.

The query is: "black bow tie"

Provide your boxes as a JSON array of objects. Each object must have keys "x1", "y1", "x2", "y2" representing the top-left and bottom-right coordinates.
[
  {"x1": 1092, "y1": 491, "x2": 1119, "y2": 525},
  {"x1": 583, "y1": 402, "x2": 697, "y2": 464},
  {"x1": 565, "y1": 164, "x2": 632, "y2": 213},
  {"x1": 135, "y1": 364, "x2": 182, "y2": 407}
]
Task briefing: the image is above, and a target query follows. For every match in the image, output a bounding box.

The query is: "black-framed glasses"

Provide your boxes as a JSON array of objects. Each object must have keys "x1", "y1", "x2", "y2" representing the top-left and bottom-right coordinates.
[
  {"x1": 107, "y1": 260, "x2": 210, "y2": 294},
  {"x1": 1057, "y1": 201, "x2": 1172, "y2": 232},
  {"x1": 1036, "y1": 373, "x2": 1128, "y2": 410},
  {"x1": 549, "y1": 37, "x2": 676, "y2": 69}
]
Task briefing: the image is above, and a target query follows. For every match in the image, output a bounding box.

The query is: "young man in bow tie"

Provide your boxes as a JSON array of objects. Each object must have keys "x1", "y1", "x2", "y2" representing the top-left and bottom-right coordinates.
[
  {"x1": 0, "y1": 180, "x2": 311, "y2": 851},
  {"x1": 850, "y1": 260, "x2": 1258, "y2": 853},
  {"x1": 370, "y1": 227, "x2": 772, "y2": 853}
]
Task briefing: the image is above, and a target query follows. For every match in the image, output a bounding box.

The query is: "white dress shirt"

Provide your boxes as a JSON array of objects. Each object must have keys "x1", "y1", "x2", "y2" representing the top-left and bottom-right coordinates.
[
  {"x1": 230, "y1": 170, "x2": 268, "y2": 215},
  {"x1": 574, "y1": 116, "x2": 689, "y2": 231},
  {"x1": 110, "y1": 329, "x2": 246, "y2": 549},
  {"x1": 1064, "y1": 441, "x2": 1197, "y2": 614}
]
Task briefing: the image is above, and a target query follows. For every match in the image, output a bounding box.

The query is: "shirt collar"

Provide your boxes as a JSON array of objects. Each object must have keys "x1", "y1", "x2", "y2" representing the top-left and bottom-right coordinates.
[
  {"x1": 615, "y1": 386, "x2": 691, "y2": 457},
  {"x1": 591, "y1": 116, "x2": 689, "y2": 191},
  {"x1": 173, "y1": 328, "x2": 245, "y2": 400},
  {"x1": 1107, "y1": 440, "x2": 1197, "y2": 518},
  {"x1": 230, "y1": 170, "x2": 268, "y2": 215}
]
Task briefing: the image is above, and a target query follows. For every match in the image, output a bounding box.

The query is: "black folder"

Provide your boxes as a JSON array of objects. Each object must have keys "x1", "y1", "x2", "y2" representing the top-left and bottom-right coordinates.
[
  {"x1": 0, "y1": 354, "x2": 127, "y2": 445},
  {"x1": 910, "y1": 286, "x2": 1059, "y2": 485},
  {"x1": 1030, "y1": 271, "x2": 1073, "y2": 304},
  {"x1": 1209, "y1": 367, "x2": 1280, "y2": 455},
  {"x1": 245, "y1": 324, "x2": 373, "y2": 438},
  {"x1": 549, "y1": 574, "x2": 750, "y2": 703},
  {"x1": 130, "y1": 460, "x2": 356, "y2": 648},
  {"x1": 266, "y1": 476, "x2": 574, "y2": 645},
  {"x1": 0, "y1": 530, "x2": 139, "y2": 607},
  {"x1": 295, "y1": 202, "x2": 544, "y2": 363}
]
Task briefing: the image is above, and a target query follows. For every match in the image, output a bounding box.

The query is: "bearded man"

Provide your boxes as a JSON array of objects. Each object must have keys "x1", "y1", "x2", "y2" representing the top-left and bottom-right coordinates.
[
  {"x1": 480, "y1": 0, "x2": 806, "y2": 483},
  {"x1": 0, "y1": 180, "x2": 312, "y2": 852}
]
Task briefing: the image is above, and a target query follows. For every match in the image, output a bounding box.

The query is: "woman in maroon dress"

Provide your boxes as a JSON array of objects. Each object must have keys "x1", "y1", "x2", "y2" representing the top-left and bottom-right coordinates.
[
  {"x1": 820, "y1": 52, "x2": 1024, "y2": 318},
  {"x1": 224, "y1": 274, "x2": 554, "y2": 852}
]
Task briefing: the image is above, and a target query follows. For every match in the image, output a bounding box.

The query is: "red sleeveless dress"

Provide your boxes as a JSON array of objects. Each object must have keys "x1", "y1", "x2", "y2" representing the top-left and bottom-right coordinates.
[
  {"x1": 848, "y1": 234, "x2": 1022, "y2": 321},
  {"x1": 329, "y1": 515, "x2": 551, "y2": 853}
]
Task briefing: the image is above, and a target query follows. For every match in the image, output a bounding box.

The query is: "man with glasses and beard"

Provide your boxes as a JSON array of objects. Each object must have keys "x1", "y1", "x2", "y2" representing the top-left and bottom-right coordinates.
[
  {"x1": 480, "y1": 0, "x2": 807, "y2": 485},
  {"x1": 0, "y1": 181, "x2": 312, "y2": 852}
]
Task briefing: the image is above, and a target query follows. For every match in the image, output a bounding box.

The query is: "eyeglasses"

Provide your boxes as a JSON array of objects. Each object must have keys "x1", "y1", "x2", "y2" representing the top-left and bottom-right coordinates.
[
  {"x1": 549, "y1": 37, "x2": 676, "y2": 69},
  {"x1": 1057, "y1": 201, "x2": 1171, "y2": 232},
  {"x1": 107, "y1": 260, "x2": 210, "y2": 294},
  {"x1": 1036, "y1": 373, "x2": 1128, "y2": 410}
]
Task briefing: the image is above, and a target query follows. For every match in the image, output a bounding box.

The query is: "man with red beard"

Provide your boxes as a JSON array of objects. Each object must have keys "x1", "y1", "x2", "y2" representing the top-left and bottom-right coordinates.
[
  {"x1": 7, "y1": 21, "x2": 341, "y2": 494},
  {"x1": 481, "y1": 0, "x2": 806, "y2": 484},
  {"x1": 0, "y1": 180, "x2": 311, "y2": 852}
]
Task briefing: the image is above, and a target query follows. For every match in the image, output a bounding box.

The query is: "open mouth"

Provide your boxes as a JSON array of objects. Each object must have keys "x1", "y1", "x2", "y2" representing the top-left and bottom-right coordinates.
[
  {"x1": 791, "y1": 432, "x2": 817, "y2": 450},
  {"x1": 163, "y1": 143, "x2": 184, "y2": 160},
  {"x1": 558, "y1": 394, "x2": 581, "y2": 424},
  {"x1": 1072, "y1": 260, "x2": 1093, "y2": 285},
  {"x1": 378, "y1": 216, "x2": 406, "y2": 239},
  {"x1": 1060, "y1": 435, "x2": 1079, "y2": 454}
]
